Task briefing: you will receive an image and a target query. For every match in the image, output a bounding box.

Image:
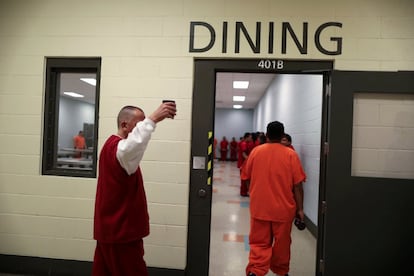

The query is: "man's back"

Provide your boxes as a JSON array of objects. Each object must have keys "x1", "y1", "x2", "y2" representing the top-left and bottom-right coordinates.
[{"x1": 242, "y1": 143, "x2": 305, "y2": 222}]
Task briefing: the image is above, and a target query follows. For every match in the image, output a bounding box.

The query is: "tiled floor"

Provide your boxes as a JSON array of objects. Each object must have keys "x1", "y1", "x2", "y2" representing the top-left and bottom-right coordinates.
[{"x1": 209, "y1": 160, "x2": 316, "y2": 276}]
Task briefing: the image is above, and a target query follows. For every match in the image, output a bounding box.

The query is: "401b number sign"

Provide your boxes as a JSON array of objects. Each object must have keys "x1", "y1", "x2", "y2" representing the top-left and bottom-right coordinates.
[{"x1": 257, "y1": 60, "x2": 284, "y2": 70}]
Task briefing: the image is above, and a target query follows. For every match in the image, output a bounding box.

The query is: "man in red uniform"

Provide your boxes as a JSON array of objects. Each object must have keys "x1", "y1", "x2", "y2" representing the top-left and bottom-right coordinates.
[
  {"x1": 238, "y1": 132, "x2": 252, "y2": 196},
  {"x1": 230, "y1": 137, "x2": 238, "y2": 161},
  {"x1": 242, "y1": 121, "x2": 306, "y2": 276},
  {"x1": 220, "y1": 136, "x2": 229, "y2": 161},
  {"x1": 93, "y1": 102, "x2": 177, "y2": 276}
]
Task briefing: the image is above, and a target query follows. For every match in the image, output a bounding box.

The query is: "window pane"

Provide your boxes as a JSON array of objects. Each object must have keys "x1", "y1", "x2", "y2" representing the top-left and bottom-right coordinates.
[
  {"x1": 352, "y1": 93, "x2": 414, "y2": 179},
  {"x1": 57, "y1": 73, "x2": 96, "y2": 171},
  {"x1": 42, "y1": 57, "x2": 100, "y2": 178}
]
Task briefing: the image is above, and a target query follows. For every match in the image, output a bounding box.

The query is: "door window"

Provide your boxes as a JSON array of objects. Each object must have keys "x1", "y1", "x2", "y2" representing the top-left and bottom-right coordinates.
[{"x1": 352, "y1": 93, "x2": 414, "y2": 179}]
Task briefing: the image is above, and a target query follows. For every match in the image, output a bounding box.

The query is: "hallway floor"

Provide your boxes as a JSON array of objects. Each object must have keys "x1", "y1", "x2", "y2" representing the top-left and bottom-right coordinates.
[{"x1": 209, "y1": 161, "x2": 316, "y2": 276}]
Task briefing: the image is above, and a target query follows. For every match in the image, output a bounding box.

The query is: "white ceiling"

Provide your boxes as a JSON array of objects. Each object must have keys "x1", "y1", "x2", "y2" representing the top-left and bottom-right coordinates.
[
  {"x1": 60, "y1": 73, "x2": 97, "y2": 104},
  {"x1": 215, "y1": 72, "x2": 277, "y2": 109},
  {"x1": 60, "y1": 72, "x2": 277, "y2": 110}
]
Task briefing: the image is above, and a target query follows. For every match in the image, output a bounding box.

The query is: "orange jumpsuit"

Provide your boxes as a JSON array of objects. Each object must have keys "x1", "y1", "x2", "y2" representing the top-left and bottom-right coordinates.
[
  {"x1": 73, "y1": 134, "x2": 86, "y2": 158},
  {"x1": 241, "y1": 143, "x2": 306, "y2": 276}
]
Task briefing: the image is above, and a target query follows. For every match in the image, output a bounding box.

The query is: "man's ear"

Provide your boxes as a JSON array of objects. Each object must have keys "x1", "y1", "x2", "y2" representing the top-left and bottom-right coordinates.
[{"x1": 121, "y1": 121, "x2": 128, "y2": 128}]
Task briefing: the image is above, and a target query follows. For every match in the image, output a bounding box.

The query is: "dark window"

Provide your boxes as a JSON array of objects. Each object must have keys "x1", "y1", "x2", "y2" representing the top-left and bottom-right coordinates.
[{"x1": 42, "y1": 58, "x2": 101, "y2": 178}]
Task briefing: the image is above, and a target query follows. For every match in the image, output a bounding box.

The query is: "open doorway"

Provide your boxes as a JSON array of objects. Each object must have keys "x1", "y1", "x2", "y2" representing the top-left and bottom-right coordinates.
[
  {"x1": 186, "y1": 59, "x2": 333, "y2": 276},
  {"x1": 209, "y1": 72, "x2": 323, "y2": 275}
]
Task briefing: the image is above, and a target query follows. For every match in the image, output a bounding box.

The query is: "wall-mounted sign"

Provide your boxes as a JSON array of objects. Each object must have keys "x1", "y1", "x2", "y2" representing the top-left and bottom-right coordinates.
[{"x1": 189, "y1": 21, "x2": 343, "y2": 56}]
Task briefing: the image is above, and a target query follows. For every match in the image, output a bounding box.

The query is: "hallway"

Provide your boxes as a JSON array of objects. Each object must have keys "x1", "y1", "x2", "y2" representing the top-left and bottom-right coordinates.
[{"x1": 209, "y1": 161, "x2": 316, "y2": 276}]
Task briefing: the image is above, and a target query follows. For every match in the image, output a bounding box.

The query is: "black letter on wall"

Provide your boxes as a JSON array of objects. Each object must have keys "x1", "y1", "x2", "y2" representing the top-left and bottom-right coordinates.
[
  {"x1": 235, "y1": 22, "x2": 261, "y2": 53},
  {"x1": 282, "y1": 22, "x2": 308, "y2": 54},
  {"x1": 268, "y1": 22, "x2": 274, "y2": 54},
  {"x1": 222, "y1": 22, "x2": 228, "y2": 53},
  {"x1": 189, "y1": 22, "x2": 216, "y2": 52},
  {"x1": 315, "y1": 22, "x2": 343, "y2": 55}
]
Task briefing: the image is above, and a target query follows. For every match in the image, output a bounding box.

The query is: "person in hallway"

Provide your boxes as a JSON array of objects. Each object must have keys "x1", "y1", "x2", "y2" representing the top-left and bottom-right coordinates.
[
  {"x1": 230, "y1": 137, "x2": 238, "y2": 161},
  {"x1": 257, "y1": 131, "x2": 266, "y2": 145},
  {"x1": 220, "y1": 136, "x2": 229, "y2": 161},
  {"x1": 281, "y1": 133, "x2": 295, "y2": 150},
  {"x1": 93, "y1": 102, "x2": 177, "y2": 276},
  {"x1": 73, "y1": 130, "x2": 86, "y2": 158},
  {"x1": 242, "y1": 121, "x2": 306, "y2": 276},
  {"x1": 238, "y1": 132, "x2": 252, "y2": 196}
]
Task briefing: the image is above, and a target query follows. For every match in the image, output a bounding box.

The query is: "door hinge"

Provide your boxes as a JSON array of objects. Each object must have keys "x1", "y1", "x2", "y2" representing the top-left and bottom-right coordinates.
[
  {"x1": 324, "y1": 142, "x2": 329, "y2": 155},
  {"x1": 319, "y1": 259, "x2": 325, "y2": 275},
  {"x1": 321, "y1": 201, "x2": 327, "y2": 214}
]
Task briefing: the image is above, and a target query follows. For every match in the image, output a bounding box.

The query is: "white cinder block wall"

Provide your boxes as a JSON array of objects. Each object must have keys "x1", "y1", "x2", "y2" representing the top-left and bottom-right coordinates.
[
  {"x1": 0, "y1": 0, "x2": 413, "y2": 270},
  {"x1": 253, "y1": 75, "x2": 323, "y2": 226}
]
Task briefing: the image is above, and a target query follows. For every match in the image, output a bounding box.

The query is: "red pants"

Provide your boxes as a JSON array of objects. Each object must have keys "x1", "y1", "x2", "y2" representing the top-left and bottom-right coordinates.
[
  {"x1": 220, "y1": 150, "x2": 228, "y2": 161},
  {"x1": 240, "y1": 179, "x2": 249, "y2": 196},
  {"x1": 246, "y1": 218, "x2": 293, "y2": 276},
  {"x1": 93, "y1": 239, "x2": 148, "y2": 276}
]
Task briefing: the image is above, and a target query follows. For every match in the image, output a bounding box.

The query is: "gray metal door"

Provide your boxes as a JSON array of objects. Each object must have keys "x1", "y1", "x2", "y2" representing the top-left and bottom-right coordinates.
[{"x1": 319, "y1": 71, "x2": 414, "y2": 276}]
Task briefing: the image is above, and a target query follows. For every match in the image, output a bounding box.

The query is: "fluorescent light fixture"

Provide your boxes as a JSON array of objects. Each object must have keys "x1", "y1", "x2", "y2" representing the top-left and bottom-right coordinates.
[
  {"x1": 233, "y1": 96, "x2": 246, "y2": 102},
  {"x1": 64, "y1": 92, "x2": 84, "y2": 98},
  {"x1": 233, "y1": 104, "x2": 243, "y2": 109},
  {"x1": 80, "y1": 78, "x2": 96, "y2": 86},
  {"x1": 233, "y1": 81, "x2": 249, "y2": 89}
]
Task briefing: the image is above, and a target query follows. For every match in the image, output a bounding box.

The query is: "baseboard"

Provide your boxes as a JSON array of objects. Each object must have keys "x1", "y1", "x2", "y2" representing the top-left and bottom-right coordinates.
[
  {"x1": 0, "y1": 254, "x2": 185, "y2": 276},
  {"x1": 304, "y1": 214, "x2": 318, "y2": 238}
]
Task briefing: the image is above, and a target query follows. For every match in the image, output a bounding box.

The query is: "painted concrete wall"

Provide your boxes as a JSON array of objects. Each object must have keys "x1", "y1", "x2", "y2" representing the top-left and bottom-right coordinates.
[
  {"x1": 0, "y1": 0, "x2": 413, "y2": 270},
  {"x1": 253, "y1": 75, "x2": 323, "y2": 226},
  {"x1": 214, "y1": 108, "x2": 253, "y2": 159}
]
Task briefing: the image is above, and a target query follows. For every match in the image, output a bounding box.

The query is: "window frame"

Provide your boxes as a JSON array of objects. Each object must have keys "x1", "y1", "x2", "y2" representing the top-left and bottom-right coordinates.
[{"x1": 42, "y1": 57, "x2": 101, "y2": 178}]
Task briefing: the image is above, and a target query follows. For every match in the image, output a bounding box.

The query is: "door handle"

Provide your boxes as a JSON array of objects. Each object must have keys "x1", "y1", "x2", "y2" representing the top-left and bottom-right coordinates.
[{"x1": 198, "y1": 188, "x2": 207, "y2": 198}]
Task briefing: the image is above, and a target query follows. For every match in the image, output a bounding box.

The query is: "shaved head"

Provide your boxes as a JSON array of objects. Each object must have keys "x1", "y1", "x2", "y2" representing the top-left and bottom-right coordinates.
[{"x1": 117, "y1": 105, "x2": 144, "y2": 128}]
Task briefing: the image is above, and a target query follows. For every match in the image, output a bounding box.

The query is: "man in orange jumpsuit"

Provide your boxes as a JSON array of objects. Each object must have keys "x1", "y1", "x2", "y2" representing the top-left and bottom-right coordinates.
[
  {"x1": 220, "y1": 136, "x2": 229, "y2": 161},
  {"x1": 281, "y1": 133, "x2": 295, "y2": 150},
  {"x1": 73, "y1": 130, "x2": 86, "y2": 158},
  {"x1": 242, "y1": 121, "x2": 306, "y2": 276}
]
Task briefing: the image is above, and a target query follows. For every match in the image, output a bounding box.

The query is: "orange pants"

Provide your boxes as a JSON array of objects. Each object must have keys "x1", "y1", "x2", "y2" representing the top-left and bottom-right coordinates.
[
  {"x1": 246, "y1": 218, "x2": 293, "y2": 276},
  {"x1": 93, "y1": 239, "x2": 147, "y2": 276}
]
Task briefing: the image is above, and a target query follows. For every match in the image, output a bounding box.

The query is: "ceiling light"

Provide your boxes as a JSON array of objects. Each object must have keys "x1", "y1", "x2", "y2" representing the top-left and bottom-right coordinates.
[
  {"x1": 233, "y1": 81, "x2": 249, "y2": 89},
  {"x1": 233, "y1": 96, "x2": 245, "y2": 102},
  {"x1": 64, "y1": 92, "x2": 84, "y2": 98},
  {"x1": 233, "y1": 104, "x2": 243, "y2": 109},
  {"x1": 80, "y1": 78, "x2": 96, "y2": 86}
]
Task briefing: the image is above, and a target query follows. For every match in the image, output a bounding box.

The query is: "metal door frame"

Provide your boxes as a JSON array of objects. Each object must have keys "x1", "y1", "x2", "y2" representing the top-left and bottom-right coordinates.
[{"x1": 186, "y1": 58, "x2": 334, "y2": 276}]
